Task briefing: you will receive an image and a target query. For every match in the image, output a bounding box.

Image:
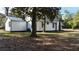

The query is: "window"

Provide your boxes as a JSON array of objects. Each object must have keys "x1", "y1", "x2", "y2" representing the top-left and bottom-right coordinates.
[
  {"x1": 52, "y1": 23, "x2": 54, "y2": 28},
  {"x1": 9, "y1": 22, "x2": 11, "y2": 27},
  {"x1": 47, "y1": 22, "x2": 49, "y2": 24},
  {"x1": 41, "y1": 22, "x2": 43, "y2": 28}
]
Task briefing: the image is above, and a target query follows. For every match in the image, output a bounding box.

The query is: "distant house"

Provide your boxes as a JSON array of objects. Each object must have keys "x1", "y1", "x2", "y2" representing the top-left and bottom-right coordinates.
[{"x1": 5, "y1": 15, "x2": 62, "y2": 32}]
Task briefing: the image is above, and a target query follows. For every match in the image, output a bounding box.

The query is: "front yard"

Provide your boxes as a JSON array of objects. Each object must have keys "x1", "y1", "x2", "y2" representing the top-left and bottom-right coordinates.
[{"x1": 0, "y1": 29, "x2": 79, "y2": 50}]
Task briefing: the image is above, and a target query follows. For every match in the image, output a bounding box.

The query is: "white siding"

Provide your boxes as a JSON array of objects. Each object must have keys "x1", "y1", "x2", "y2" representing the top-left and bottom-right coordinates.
[
  {"x1": 36, "y1": 20, "x2": 60, "y2": 31},
  {"x1": 27, "y1": 21, "x2": 32, "y2": 31},
  {"x1": 45, "y1": 21, "x2": 59, "y2": 31},
  {"x1": 11, "y1": 21, "x2": 26, "y2": 31},
  {"x1": 45, "y1": 22, "x2": 55, "y2": 31},
  {"x1": 36, "y1": 21, "x2": 43, "y2": 31},
  {"x1": 5, "y1": 16, "x2": 27, "y2": 31},
  {"x1": 5, "y1": 18, "x2": 11, "y2": 31}
]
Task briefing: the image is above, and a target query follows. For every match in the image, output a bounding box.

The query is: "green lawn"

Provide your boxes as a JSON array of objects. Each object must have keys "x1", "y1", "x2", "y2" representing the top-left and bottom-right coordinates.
[
  {"x1": 0, "y1": 29, "x2": 79, "y2": 40},
  {"x1": 0, "y1": 29, "x2": 31, "y2": 37},
  {"x1": 0, "y1": 29, "x2": 73, "y2": 37}
]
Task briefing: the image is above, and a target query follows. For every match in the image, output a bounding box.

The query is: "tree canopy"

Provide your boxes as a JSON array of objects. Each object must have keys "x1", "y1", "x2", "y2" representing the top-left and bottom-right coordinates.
[
  {"x1": 63, "y1": 10, "x2": 79, "y2": 29},
  {"x1": 11, "y1": 7, "x2": 61, "y2": 20},
  {"x1": 63, "y1": 10, "x2": 73, "y2": 28}
]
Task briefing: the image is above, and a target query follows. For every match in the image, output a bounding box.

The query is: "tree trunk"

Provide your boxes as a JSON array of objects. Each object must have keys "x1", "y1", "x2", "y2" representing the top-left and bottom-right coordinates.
[
  {"x1": 59, "y1": 20, "x2": 61, "y2": 31},
  {"x1": 5, "y1": 7, "x2": 9, "y2": 16},
  {"x1": 30, "y1": 7, "x2": 37, "y2": 37},
  {"x1": 43, "y1": 17, "x2": 46, "y2": 32}
]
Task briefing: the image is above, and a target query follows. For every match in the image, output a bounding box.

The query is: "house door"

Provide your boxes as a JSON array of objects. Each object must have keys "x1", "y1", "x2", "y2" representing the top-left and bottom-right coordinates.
[{"x1": 55, "y1": 23, "x2": 57, "y2": 30}]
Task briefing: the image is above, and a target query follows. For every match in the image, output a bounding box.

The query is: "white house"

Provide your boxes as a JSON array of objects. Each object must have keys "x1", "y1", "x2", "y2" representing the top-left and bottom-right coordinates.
[
  {"x1": 36, "y1": 16, "x2": 62, "y2": 31},
  {"x1": 5, "y1": 16, "x2": 27, "y2": 31},
  {"x1": 5, "y1": 16, "x2": 62, "y2": 32},
  {"x1": 25, "y1": 15, "x2": 62, "y2": 31}
]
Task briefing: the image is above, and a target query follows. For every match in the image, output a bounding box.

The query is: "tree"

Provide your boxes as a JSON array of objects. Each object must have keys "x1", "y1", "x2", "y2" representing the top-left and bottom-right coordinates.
[
  {"x1": 57, "y1": 12, "x2": 62, "y2": 31},
  {"x1": 67, "y1": 19, "x2": 76, "y2": 29},
  {"x1": 72, "y1": 10, "x2": 79, "y2": 29},
  {"x1": 63, "y1": 10, "x2": 73, "y2": 28},
  {"x1": 5, "y1": 7, "x2": 9, "y2": 16},
  {"x1": 11, "y1": 7, "x2": 61, "y2": 37},
  {"x1": 0, "y1": 13, "x2": 6, "y2": 28},
  {"x1": 31, "y1": 7, "x2": 37, "y2": 37},
  {"x1": 63, "y1": 10, "x2": 79, "y2": 29}
]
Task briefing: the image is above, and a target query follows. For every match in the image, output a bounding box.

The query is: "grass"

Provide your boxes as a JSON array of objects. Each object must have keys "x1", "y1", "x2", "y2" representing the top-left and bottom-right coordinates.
[
  {"x1": 0, "y1": 29, "x2": 79, "y2": 50},
  {"x1": 0, "y1": 29, "x2": 78, "y2": 38},
  {"x1": 0, "y1": 29, "x2": 31, "y2": 37},
  {"x1": 0, "y1": 29, "x2": 73, "y2": 37}
]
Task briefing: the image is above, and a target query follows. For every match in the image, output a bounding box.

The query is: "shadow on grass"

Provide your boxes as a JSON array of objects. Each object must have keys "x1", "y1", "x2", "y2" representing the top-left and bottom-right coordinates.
[
  {"x1": 0, "y1": 29, "x2": 79, "y2": 51},
  {"x1": 0, "y1": 34, "x2": 79, "y2": 51}
]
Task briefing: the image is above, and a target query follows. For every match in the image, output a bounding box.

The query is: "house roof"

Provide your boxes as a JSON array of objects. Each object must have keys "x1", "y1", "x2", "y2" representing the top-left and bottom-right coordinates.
[{"x1": 6, "y1": 16, "x2": 24, "y2": 21}]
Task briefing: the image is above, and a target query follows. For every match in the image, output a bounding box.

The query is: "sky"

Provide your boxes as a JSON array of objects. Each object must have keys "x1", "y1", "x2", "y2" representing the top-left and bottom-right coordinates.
[
  {"x1": 0, "y1": 7, "x2": 5, "y2": 14},
  {"x1": 0, "y1": 7, "x2": 79, "y2": 14},
  {"x1": 60, "y1": 7, "x2": 79, "y2": 14}
]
